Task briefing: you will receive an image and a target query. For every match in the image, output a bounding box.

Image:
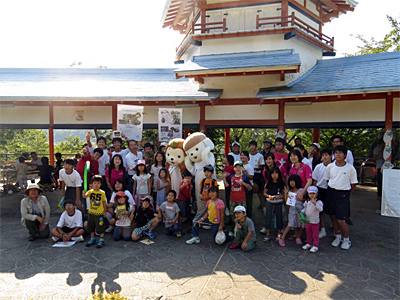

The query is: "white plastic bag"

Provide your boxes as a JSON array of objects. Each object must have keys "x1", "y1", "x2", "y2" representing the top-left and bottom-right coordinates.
[{"x1": 215, "y1": 230, "x2": 226, "y2": 245}]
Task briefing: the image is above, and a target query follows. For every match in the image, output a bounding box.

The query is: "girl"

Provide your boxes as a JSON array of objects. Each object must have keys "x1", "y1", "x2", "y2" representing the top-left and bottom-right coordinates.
[
  {"x1": 262, "y1": 153, "x2": 276, "y2": 183},
  {"x1": 106, "y1": 154, "x2": 126, "y2": 193},
  {"x1": 113, "y1": 191, "x2": 135, "y2": 241},
  {"x1": 151, "y1": 152, "x2": 166, "y2": 199},
  {"x1": 133, "y1": 160, "x2": 152, "y2": 201},
  {"x1": 279, "y1": 174, "x2": 304, "y2": 247},
  {"x1": 302, "y1": 186, "x2": 323, "y2": 252},
  {"x1": 263, "y1": 167, "x2": 285, "y2": 242},
  {"x1": 156, "y1": 168, "x2": 170, "y2": 209}
]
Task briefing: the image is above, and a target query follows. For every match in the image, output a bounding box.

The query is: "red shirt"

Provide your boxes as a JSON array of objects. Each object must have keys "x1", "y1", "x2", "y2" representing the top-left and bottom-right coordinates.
[
  {"x1": 274, "y1": 152, "x2": 290, "y2": 173},
  {"x1": 223, "y1": 165, "x2": 235, "y2": 177},
  {"x1": 229, "y1": 175, "x2": 247, "y2": 203},
  {"x1": 76, "y1": 154, "x2": 99, "y2": 182},
  {"x1": 106, "y1": 167, "x2": 126, "y2": 188},
  {"x1": 178, "y1": 180, "x2": 192, "y2": 201}
]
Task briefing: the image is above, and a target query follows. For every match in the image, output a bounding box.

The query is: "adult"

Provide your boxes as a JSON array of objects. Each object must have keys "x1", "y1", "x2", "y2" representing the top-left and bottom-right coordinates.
[
  {"x1": 372, "y1": 139, "x2": 385, "y2": 199},
  {"x1": 293, "y1": 144, "x2": 312, "y2": 170},
  {"x1": 248, "y1": 141, "x2": 265, "y2": 213},
  {"x1": 30, "y1": 152, "x2": 42, "y2": 169},
  {"x1": 288, "y1": 149, "x2": 312, "y2": 200},
  {"x1": 332, "y1": 135, "x2": 354, "y2": 165},
  {"x1": 229, "y1": 141, "x2": 241, "y2": 163},
  {"x1": 125, "y1": 139, "x2": 144, "y2": 192},
  {"x1": 240, "y1": 151, "x2": 255, "y2": 218},
  {"x1": 20, "y1": 184, "x2": 50, "y2": 241},
  {"x1": 260, "y1": 138, "x2": 273, "y2": 157},
  {"x1": 308, "y1": 143, "x2": 321, "y2": 170}
]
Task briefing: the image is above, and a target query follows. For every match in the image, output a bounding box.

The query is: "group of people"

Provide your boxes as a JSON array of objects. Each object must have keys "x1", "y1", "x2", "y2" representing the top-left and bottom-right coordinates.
[{"x1": 19, "y1": 133, "x2": 358, "y2": 252}]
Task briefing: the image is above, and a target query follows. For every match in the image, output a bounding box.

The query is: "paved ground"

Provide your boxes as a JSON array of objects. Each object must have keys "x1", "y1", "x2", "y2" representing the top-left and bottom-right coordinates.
[{"x1": 0, "y1": 184, "x2": 399, "y2": 300}]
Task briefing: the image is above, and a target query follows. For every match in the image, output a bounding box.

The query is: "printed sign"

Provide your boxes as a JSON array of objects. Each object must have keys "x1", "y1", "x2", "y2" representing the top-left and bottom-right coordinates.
[
  {"x1": 286, "y1": 192, "x2": 296, "y2": 207},
  {"x1": 381, "y1": 169, "x2": 400, "y2": 218},
  {"x1": 117, "y1": 105, "x2": 144, "y2": 141},
  {"x1": 76, "y1": 110, "x2": 84, "y2": 121},
  {"x1": 158, "y1": 108, "x2": 182, "y2": 141}
]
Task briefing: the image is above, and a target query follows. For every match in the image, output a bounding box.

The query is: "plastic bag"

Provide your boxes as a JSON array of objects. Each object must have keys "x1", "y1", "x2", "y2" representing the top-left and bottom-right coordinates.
[{"x1": 215, "y1": 230, "x2": 226, "y2": 245}]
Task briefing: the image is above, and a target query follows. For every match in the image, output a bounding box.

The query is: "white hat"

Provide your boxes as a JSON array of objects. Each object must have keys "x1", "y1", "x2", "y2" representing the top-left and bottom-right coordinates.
[
  {"x1": 160, "y1": 142, "x2": 168, "y2": 147},
  {"x1": 231, "y1": 141, "x2": 240, "y2": 147},
  {"x1": 24, "y1": 184, "x2": 43, "y2": 196},
  {"x1": 233, "y1": 206, "x2": 246, "y2": 213},
  {"x1": 312, "y1": 142, "x2": 321, "y2": 150}
]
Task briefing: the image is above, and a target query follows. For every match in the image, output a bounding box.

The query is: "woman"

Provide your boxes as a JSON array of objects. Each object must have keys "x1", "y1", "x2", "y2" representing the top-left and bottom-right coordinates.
[
  {"x1": 20, "y1": 184, "x2": 51, "y2": 241},
  {"x1": 288, "y1": 150, "x2": 313, "y2": 200}
]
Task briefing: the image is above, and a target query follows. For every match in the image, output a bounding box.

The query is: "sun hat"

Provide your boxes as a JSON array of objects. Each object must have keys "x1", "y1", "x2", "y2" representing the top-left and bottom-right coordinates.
[
  {"x1": 233, "y1": 206, "x2": 246, "y2": 213},
  {"x1": 231, "y1": 141, "x2": 240, "y2": 147},
  {"x1": 307, "y1": 186, "x2": 319, "y2": 194},
  {"x1": 115, "y1": 191, "x2": 128, "y2": 198},
  {"x1": 24, "y1": 184, "x2": 43, "y2": 196},
  {"x1": 203, "y1": 164, "x2": 214, "y2": 173},
  {"x1": 233, "y1": 161, "x2": 243, "y2": 167}
]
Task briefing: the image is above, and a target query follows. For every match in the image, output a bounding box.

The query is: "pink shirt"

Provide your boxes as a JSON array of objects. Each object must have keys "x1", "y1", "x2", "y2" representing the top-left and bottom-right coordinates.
[
  {"x1": 288, "y1": 163, "x2": 312, "y2": 188},
  {"x1": 106, "y1": 167, "x2": 126, "y2": 188},
  {"x1": 274, "y1": 152, "x2": 290, "y2": 173}
]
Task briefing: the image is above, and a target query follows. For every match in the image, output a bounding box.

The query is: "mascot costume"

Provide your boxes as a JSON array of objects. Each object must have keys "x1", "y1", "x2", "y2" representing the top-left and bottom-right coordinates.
[{"x1": 165, "y1": 139, "x2": 186, "y2": 196}]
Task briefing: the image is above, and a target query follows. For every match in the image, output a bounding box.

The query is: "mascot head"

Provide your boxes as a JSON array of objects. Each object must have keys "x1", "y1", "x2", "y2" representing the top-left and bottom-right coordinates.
[
  {"x1": 165, "y1": 139, "x2": 186, "y2": 167},
  {"x1": 183, "y1": 132, "x2": 214, "y2": 163}
]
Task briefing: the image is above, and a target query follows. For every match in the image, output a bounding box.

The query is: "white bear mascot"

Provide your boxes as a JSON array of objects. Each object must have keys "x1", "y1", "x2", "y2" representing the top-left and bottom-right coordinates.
[
  {"x1": 165, "y1": 139, "x2": 186, "y2": 196},
  {"x1": 183, "y1": 132, "x2": 216, "y2": 221}
]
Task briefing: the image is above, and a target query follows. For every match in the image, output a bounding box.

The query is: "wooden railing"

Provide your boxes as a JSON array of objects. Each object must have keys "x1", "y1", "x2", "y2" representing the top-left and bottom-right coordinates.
[{"x1": 192, "y1": 18, "x2": 227, "y2": 34}]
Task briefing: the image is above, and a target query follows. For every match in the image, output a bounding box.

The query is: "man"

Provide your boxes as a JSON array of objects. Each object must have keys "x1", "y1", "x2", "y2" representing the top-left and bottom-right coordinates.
[
  {"x1": 30, "y1": 152, "x2": 42, "y2": 170},
  {"x1": 260, "y1": 138, "x2": 273, "y2": 157},
  {"x1": 229, "y1": 141, "x2": 241, "y2": 163},
  {"x1": 332, "y1": 135, "x2": 354, "y2": 165},
  {"x1": 125, "y1": 139, "x2": 144, "y2": 192}
]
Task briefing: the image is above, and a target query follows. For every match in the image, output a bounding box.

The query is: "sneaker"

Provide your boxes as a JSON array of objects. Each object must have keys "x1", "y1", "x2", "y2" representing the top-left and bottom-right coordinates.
[
  {"x1": 72, "y1": 235, "x2": 84, "y2": 242},
  {"x1": 263, "y1": 234, "x2": 271, "y2": 242},
  {"x1": 331, "y1": 235, "x2": 342, "y2": 247},
  {"x1": 229, "y1": 242, "x2": 241, "y2": 249},
  {"x1": 295, "y1": 238, "x2": 302, "y2": 245},
  {"x1": 302, "y1": 243, "x2": 312, "y2": 250},
  {"x1": 52, "y1": 236, "x2": 60, "y2": 242},
  {"x1": 260, "y1": 227, "x2": 267, "y2": 234},
  {"x1": 28, "y1": 235, "x2": 36, "y2": 241},
  {"x1": 96, "y1": 239, "x2": 105, "y2": 248},
  {"x1": 319, "y1": 229, "x2": 327, "y2": 238},
  {"x1": 176, "y1": 232, "x2": 182, "y2": 238},
  {"x1": 228, "y1": 231, "x2": 234, "y2": 237},
  {"x1": 146, "y1": 230, "x2": 156, "y2": 239},
  {"x1": 105, "y1": 225, "x2": 114, "y2": 233},
  {"x1": 341, "y1": 239, "x2": 351, "y2": 250},
  {"x1": 310, "y1": 246, "x2": 319, "y2": 253},
  {"x1": 86, "y1": 238, "x2": 96, "y2": 247},
  {"x1": 186, "y1": 237, "x2": 201, "y2": 245},
  {"x1": 225, "y1": 207, "x2": 230, "y2": 216},
  {"x1": 278, "y1": 239, "x2": 286, "y2": 247}
]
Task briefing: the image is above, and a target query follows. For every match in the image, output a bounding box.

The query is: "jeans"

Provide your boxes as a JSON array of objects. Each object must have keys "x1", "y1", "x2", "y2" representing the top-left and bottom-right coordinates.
[
  {"x1": 165, "y1": 223, "x2": 179, "y2": 236},
  {"x1": 265, "y1": 202, "x2": 283, "y2": 230},
  {"x1": 191, "y1": 218, "x2": 218, "y2": 239},
  {"x1": 25, "y1": 219, "x2": 50, "y2": 238}
]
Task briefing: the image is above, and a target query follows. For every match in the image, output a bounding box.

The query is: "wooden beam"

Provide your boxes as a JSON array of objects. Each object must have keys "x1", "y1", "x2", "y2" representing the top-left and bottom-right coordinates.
[
  {"x1": 181, "y1": 69, "x2": 299, "y2": 79},
  {"x1": 173, "y1": 1, "x2": 189, "y2": 26},
  {"x1": 203, "y1": 119, "x2": 279, "y2": 126},
  {"x1": 49, "y1": 105, "x2": 54, "y2": 165},
  {"x1": 200, "y1": 103, "x2": 206, "y2": 133},
  {"x1": 112, "y1": 103, "x2": 117, "y2": 130},
  {"x1": 224, "y1": 128, "x2": 230, "y2": 155},
  {"x1": 201, "y1": 0, "x2": 280, "y2": 10},
  {"x1": 288, "y1": 0, "x2": 323, "y2": 22},
  {"x1": 278, "y1": 99, "x2": 285, "y2": 131},
  {"x1": 313, "y1": 127, "x2": 320, "y2": 143},
  {"x1": 319, "y1": 0, "x2": 339, "y2": 11},
  {"x1": 385, "y1": 93, "x2": 394, "y2": 162},
  {"x1": 281, "y1": 0, "x2": 289, "y2": 27}
]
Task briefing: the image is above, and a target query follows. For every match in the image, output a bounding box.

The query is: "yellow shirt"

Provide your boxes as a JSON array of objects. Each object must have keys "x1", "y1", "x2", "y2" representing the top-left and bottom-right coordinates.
[{"x1": 86, "y1": 190, "x2": 106, "y2": 215}]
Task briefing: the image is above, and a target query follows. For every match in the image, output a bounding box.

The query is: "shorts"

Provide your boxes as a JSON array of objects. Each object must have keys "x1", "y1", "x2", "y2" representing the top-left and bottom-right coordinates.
[
  {"x1": 87, "y1": 214, "x2": 106, "y2": 234},
  {"x1": 229, "y1": 200, "x2": 246, "y2": 216},
  {"x1": 61, "y1": 226, "x2": 77, "y2": 233},
  {"x1": 325, "y1": 187, "x2": 350, "y2": 220},
  {"x1": 177, "y1": 200, "x2": 189, "y2": 218},
  {"x1": 132, "y1": 220, "x2": 152, "y2": 236},
  {"x1": 317, "y1": 187, "x2": 328, "y2": 206},
  {"x1": 253, "y1": 173, "x2": 264, "y2": 193}
]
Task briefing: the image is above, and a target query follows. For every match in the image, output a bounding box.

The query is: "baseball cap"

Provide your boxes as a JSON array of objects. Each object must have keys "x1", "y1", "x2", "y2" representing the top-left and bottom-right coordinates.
[
  {"x1": 231, "y1": 141, "x2": 240, "y2": 147},
  {"x1": 115, "y1": 191, "x2": 128, "y2": 198},
  {"x1": 311, "y1": 143, "x2": 321, "y2": 150},
  {"x1": 233, "y1": 161, "x2": 243, "y2": 167},
  {"x1": 160, "y1": 142, "x2": 167, "y2": 147},
  {"x1": 203, "y1": 164, "x2": 214, "y2": 173},
  {"x1": 307, "y1": 186, "x2": 319, "y2": 194},
  {"x1": 137, "y1": 159, "x2": 146, "y2": 166},
  {"x1": 263, "y1": 138, "x2": 273, "y2": 144},
  {"x1": 233, "y1": 206, "x2": 246, "y2": 213}
]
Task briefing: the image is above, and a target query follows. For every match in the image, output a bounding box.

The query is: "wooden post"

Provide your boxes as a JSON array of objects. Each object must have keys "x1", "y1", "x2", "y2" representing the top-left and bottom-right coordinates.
[
  {"x1": 385, "y1": 93, "x2": 394, "y2": 162},
  {"x1": 224, "y1": 128, "x2": 230, "y2": 155},
  {"x1": 223, "y1": 18, "x2": 226, "y2": 32},
  {"x1": 256, "y1": 15, "x2": 259, "y2": 29},
  {"x1": 49, "y1": 105, "x2": 55, "y2": 165},
  {"x1": 278, "y1": 99, "x2": 285, "y2": 132},
  {"x1": 201, "y1": 8, "x2": 206, "y2": 34},
  {"x1": 184, "y1": 127, "x2": 190, "y2": 138},
  {"x1": 282, "y1": 0, "x2": 288, "y2": 27},
  {"x1": 313, "y1": 127, "x2": 320, "y2": 143},
  {"x1": 112, "y1": 103, "x2": 118, "y2": 130},
  {"x1": 200, "y1": 103, "x2": 206, "y2": 134}
]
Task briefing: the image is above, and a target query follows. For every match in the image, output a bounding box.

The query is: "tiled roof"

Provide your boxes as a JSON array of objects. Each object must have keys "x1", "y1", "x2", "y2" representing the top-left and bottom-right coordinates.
[
  {"x1": 0, "y1": 68, "x2": 221, "y2": 100},
  {"x1": 175, "y1": 50, "x2": 301, "y2": 74},
  {"x1": 258, "y1": 51, "x2": 400, "y2": 99}
]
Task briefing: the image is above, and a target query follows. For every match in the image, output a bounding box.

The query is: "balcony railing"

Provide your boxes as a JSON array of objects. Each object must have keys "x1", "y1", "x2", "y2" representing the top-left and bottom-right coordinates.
[{"x1": 192, "y1": 18, "x2": 227, "y2": 34}]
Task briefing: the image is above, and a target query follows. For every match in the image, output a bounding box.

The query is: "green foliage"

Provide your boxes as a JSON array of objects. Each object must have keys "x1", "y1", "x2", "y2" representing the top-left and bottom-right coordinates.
[
  {"x1": 54, "y1": 134, "x2": 84, "y2": 155},
  {"x1": 348, "y1": 15, "x2": 400, "y2": 56},
  {"x1": 0, "y1": 129, "x2": 48, "y2": 158}
]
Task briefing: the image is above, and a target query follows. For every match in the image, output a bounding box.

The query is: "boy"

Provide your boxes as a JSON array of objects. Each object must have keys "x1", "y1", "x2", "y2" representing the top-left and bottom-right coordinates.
[
  {"x1": 131, "y1": 196, "x2": 160, "y2": 241},
  {"x1": 51, "y1": 199, "x2": 85, "y2": 243},
  {"x1": 59, "y1": 159, "x2": 82, "y2": 209},
  {"x1": 240, "y1": 151, "x2": 255, "y2": 218},
  {"x1": 125, "y1": 139, "x2": 143, "y2": 192},
  {"x1": 37, "y1": 157, "x2": 55, "y2": 192},
  {"x1": 223, "y1": 161, "x2": 252, "y2": 223},
  {"x1": 274, "y1": 137, "x2": 290, "y2": 173},
  {"x1": 160, "y1": 190, "x2": 180, "y2": 237},
  {"x1": 332, "y1": 135, "x2": 354, "y2": 165},
  {"x1": 312, "y1": 148, "x2": 332, "y2": 238},
  {"x1": 83, "y1": 175, "x2": 107, "y2": 248},
  {"x1": 324, "y1": 145, "x2": 358, "y2": 250},
  {"x1": 53, "y1": 153, "x2": 63, "y2": 190},
  {"x1": 187, "y1": 186, "x2": 227, "y2": 245},
  {"x1": 76, "y1": 146, "x2": 102, "y2": 184},
  {"x1": 143, "y1": 142, "x2": 155, "y2": 172},
  {"x1": 198, "y1": 165, "x2": 219, "y2": 228},
  {"x1": 229, "y1": 206, "x2": 256, "y2": 252},
  {"x1": 177, "y1": 171, "x2": 193, "y2": 233},
  {"x1": 222, "y1": 154, "x2": 235, "y2": 216},
  {"x1": 86, "y1": 135, "x2": 110, "y2": 191}
]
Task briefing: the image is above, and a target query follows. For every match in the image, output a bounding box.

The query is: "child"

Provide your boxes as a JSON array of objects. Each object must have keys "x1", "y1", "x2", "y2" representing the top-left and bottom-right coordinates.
[
  {"x1": 131, "y1": 196, "x2": 160, "y2": 241},
  {"x1": 263, "y1": 167, "x2": 285, "y2": 242},
  {"x1": 16, "y1": 156, "x2": 29, "y2": 193},
  {"x1": 53, "y1": 153, "x2": 63, "y2": 190},
  {"x1": 302, "y1": 186, "x2": 323, "y2": 252},
  {"x1": 37, "y1": 157, "x2": 55, "y2": 192},
  {"x1": 160, "y1": 190, "x2": 180, "y2": 237},
  {"x1": 324, "y1": 145, "x2": 357, "y2": 250},
  {"x1": 187, "y1": 186, "x2": 228, "y2": 245},
  {"x1": 177, "y1": 171, "x2": 193, "y2": 233},
  {"x1": 312, "y1": 148, "x2": 332, "y2": 238},
  {"x1": 59, "y1": 158, "x2": 82, "y2": 208},
  {"x1": 83, "y1": 175, "x2": 107, "y2": 248},
  {"x1": 279, "y1": 174, "x2": 304, "y2": 247},
  {"x1": 198, "y1": 164, "x2": 219, "y2": 227},
  {"x1": 223, "y1": 161, "x2": 252, "y2": 223},
  {"x1": 240, "y1": 151, "x2": 255, "y2": 218},
  {"x1": 143, "y1": 143, "x2": 155, "y2": 172},
  {"x1": 51, "y1": 199, "x2": 85, "y2": 243},
  {"x1": 113, "y1": 191, "x2": 135, "y2": 241},
  {"x1": 222, "y1": 154, "x2": 235, "y2": 216},
  {"x1": 274, "y1": 137, "x2": 290, "y2": 173},
  {"x1": 229, "y1": 206, "x2": 256, "y2": 252},
  {"x1": 151, "y1": 151, "x2": 166, "y2": 199},
  {"x1": 156, "y1": 168, "x2": 170, "y2": 209},
  {"x1": 106, "y1": 154, "x2": 127, "y2": 193},
  {"x1": 133, "y1": 160, "x2": 152, "y2": 200}
]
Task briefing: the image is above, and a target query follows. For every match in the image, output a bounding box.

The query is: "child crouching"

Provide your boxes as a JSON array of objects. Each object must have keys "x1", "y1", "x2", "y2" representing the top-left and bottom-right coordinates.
[
  {"x1": 229, "y1": 205, "x2": 256, "y2": 251},
  {"x1": 131, "y1": 196, "x2": 160, "y2": 241}
]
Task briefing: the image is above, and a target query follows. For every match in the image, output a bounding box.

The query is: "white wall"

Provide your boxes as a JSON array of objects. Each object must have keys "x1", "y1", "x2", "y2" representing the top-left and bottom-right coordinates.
[
  {"x1": 54, "y1": 106, "x2": 112, "y2": 124},
  {"x1": 0, "y1": 106, "x2": 49, "y2": 124},
  {"x1": 206, "y1": 104, "x2": 278, "y2": 120}
]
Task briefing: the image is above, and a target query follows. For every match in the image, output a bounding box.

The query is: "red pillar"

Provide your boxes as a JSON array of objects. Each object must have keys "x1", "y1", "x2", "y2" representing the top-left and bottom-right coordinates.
[
  {"x1": 224, "y1": 128, "x2": 230, "y2": 155},
  {"x1": 49, "y1": 105, "x2": 55, "y2": 165},
  {"x1": 184, "y1": 127, "x2": 190, "y2": 139},
  {"x1": 313, "y1": 127, "x2": 320, "y2": 143},
  {"x1": 385, "y1": 93, "x2": 393, "y2": 162},
  {"x1": 278, "y1": 99, "x2": 285, "y2": 133},
  {"x1": 112, "y1": 103, "x2": 118, "y2": 130},
  {"x1": 200, "y1": 103, "x2": 206, "y2": 134}
]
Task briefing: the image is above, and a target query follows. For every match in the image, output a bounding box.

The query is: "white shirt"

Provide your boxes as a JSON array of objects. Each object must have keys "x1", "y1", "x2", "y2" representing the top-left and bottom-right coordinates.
[
  {"x1": 112, "y1": 149, "x2": 130, "y2": 167},
  {"x1": 89, "y1": 147, "x2": 109, "y2": 176},
  {"x1": 125, "y1": 151, "x2": 143, "y2": 176},
  {"x1": 249, "y1": 153, "x2": 265, "y2": 174},
  {"x1": 333, "y1": 150, "x2": 354, "y2": 166},
  {"x1": 312, "y1": 163, "x2": 329, "y2": 189},
  {"x1": 302, "y1": 157, "x2": 313, "y2": 169},
  {"x1": 110, "y1": 190, "x2": 135, "y2": 206},
  {"x1": 59, "y1": 169, "x2": 82, "y2": 187},
  {"x1": 228, "y1": 152, "x2": 241, "y2": 164},
  {"x1": 57, "y1": 210, "x2": 83, "y2": 228},
  {"x1": 243, "y1": 163, "x2": 255, "y2": 185},
  {"x1": 324, "y1": 162, "x2": 358, "y2": 190}
]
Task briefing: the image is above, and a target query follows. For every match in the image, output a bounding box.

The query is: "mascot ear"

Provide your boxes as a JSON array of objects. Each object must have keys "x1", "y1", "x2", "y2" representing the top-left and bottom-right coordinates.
[
  {"x1": 201, "y1": 146, "x2": 211, "y2": 164},
  {"x1": 204, "y1": 138, "x2": 215, "y2": 150}
]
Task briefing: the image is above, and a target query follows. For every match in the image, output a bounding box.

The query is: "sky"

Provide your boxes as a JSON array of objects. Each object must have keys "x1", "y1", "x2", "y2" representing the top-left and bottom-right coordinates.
[{"x1": 0, "y1": 0, "x2": 398, "y2": 68}]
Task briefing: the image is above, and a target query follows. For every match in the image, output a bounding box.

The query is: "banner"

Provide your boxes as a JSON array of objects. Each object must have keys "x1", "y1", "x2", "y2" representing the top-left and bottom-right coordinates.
[
  {"x1": 117, "y1": 105, "x2": 144, "y2": 141},
  {"x1": 381, "y1": 169, "x2": 400, "y2": 218},
  {"x1": 158, "y1": 108, "x2": 183, "y2": 141}
]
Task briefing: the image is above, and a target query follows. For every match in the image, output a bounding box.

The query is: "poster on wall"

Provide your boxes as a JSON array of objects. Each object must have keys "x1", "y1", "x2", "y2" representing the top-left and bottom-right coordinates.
[
  {"x1": 76, "y1": 110, "x2": 84, "y2": 121},
  {"x1": 158, "y1": 108, "x2": 183, "y2": 142},
  {"x1": 381, "y1": 169, "x2": 400, "y2": 218},
  {"x1": 117, "y1": 105, "x2": 144, "y2": 141}
]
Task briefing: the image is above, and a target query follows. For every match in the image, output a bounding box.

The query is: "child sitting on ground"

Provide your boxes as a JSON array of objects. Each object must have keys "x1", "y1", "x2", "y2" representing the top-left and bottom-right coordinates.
[
  {"x1": 83, "y1": 175, "x2": 107, "y2": 248},
  {"x1": 302, "y1": 186, "x2": 323, "y2": 253},
  {"x1": 159, "y1": 190, "x2": 180, "y2": 237},
  {"x1": 51, "y1": 199, "x2": 85, "y2": 243},
  {"x1": 186, "y1": 186, "x2": 228, "y2": 245},
  {"x1": 131, "y1": 196, "x2": 160, "y2": 241},
  {"x1": 113, "y1": 191, "x2": 135, "y2": 241},
  {"x1": 177, "y1": 171, "x2": 193, "y2": 233},
  {"x1": 229, "y1": 206, "x2": 256, "y2": 252},
  {"x1": 197, "y1": 164, "x2": 219, "y2": 229}
]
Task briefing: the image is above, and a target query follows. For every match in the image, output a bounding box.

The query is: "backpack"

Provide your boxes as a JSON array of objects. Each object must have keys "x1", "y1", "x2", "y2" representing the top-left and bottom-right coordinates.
[{"x1": 200, "y1": 178, "x2": 217, "y2": 195}]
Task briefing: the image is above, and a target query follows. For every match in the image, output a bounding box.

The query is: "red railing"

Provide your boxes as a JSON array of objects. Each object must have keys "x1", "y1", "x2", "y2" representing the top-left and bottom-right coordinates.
[{"x1": 192, "y1": 18, "x2": 227, "y2": 34}]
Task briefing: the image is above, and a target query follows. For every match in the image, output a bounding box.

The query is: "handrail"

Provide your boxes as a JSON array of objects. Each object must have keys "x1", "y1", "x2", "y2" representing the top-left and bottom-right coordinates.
[{"x1": 191, "y1": 18, "x2": 227, "y2": 34}]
